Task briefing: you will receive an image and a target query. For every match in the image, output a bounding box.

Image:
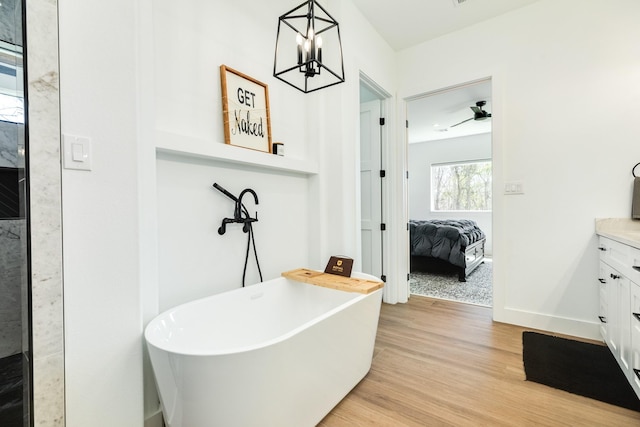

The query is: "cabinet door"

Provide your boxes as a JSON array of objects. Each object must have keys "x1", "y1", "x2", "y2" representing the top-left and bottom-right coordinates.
[
  {"x1": 604, "y1": 263, "x2": 621, "y2": 354},
  {"x1": 606, "y1": 265, "x2": 632, "y2": 373},
  {"x1": 607, "y1": 268, "x2": 631, "y2": 376},
  {"x1": 630, "y1": 282, "x2": 640, "y2": 398},
  {"x1": 598, "y1": 262, "x2": 608, "y2": 341},
  {"x1": 618, "y1": 274, "x2": 632, "y2": 373}
]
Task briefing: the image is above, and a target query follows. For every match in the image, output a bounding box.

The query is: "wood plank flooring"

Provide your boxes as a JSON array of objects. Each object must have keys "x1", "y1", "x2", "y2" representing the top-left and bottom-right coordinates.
[{"x1": 319, "y1": 296, "x2": 640, "y2": 426}]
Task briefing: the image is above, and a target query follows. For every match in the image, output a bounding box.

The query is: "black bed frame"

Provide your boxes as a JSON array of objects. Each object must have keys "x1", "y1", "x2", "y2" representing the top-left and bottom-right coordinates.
[{"x1": 410, "y1": 238, "x2": 486, "y2": 282}]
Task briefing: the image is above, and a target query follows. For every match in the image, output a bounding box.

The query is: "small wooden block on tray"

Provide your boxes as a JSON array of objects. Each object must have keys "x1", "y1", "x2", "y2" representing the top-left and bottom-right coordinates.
[{"x1": 281, "y1": 268, "x2": 383, "y2": 294}]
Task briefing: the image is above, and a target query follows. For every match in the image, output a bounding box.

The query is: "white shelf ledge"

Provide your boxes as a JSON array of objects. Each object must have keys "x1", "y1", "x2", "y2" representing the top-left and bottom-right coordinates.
[{"x1": 155, "y1": 130, "x2": 318, "y2": 176}]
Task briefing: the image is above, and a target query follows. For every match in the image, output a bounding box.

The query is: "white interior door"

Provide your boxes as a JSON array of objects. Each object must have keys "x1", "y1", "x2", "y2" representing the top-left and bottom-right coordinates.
[{"x1": 360, "y1": 99, "x2": 382, "y2": 279}]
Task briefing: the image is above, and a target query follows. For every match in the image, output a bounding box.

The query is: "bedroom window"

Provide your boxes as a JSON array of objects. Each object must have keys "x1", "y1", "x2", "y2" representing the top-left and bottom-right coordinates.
[{"x1": 431, "y1": 160, "x2": 492, "y2": 211}]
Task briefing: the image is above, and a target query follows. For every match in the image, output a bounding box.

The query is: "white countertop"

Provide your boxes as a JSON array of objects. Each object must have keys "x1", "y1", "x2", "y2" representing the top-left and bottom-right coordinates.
[{"x1": 595, "y1": 218, "x2": 640, "y2": 250}]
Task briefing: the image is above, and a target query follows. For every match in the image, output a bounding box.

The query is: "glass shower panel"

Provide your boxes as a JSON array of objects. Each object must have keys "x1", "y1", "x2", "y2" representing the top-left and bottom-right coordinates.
[{"x1": 0, "y1": 0, "x2": 30, "y2": 425}]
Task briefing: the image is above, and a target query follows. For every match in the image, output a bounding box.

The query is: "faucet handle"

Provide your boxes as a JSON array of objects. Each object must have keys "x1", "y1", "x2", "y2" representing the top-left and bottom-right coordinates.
[
  {"x1": 242, "y1": 216, "x2": 258, "y2": 233},
  {"x1": 218, "y1": 217, "x2": 234, "y2": 235}
]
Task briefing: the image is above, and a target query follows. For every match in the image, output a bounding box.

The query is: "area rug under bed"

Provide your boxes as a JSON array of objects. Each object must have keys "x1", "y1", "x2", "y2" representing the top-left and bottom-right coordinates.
[{"x1": 410, "y1": 259, "x2": 492, "y2": 306}]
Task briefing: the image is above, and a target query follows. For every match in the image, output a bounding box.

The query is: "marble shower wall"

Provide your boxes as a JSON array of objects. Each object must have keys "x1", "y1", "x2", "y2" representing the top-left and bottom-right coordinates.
[
  {"x1": 0, "y1": 220, "x2": 25, "y2": 358},
  {"x1": 0, "y1": 0, "x2": 22, "y2": 46},
  {"x1": 26, "y1": 0, "x2": 65, "y2": 425},
  {"x1": 0, "y1": 118, "x2": 25, "y2": 359},
  {"x1": 0, "y1": 121, "x2": 25, "y2": 168}
]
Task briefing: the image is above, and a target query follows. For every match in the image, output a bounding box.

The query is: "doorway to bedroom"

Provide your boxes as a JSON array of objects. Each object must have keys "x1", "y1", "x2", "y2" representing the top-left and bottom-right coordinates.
[{"x1": 407, "y1": 79, "x2": 493, "y2": 307}]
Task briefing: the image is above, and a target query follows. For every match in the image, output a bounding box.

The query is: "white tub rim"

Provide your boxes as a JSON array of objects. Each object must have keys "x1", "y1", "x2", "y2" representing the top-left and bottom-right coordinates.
[{"x1": 144, "y1": 274, "x2": 382, "y2": 357}]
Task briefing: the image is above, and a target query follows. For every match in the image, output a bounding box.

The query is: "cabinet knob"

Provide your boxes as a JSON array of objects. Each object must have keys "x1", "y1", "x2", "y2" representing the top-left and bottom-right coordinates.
[
  {"x1": 598, "y1": 278, "x2": 606, "y2": 284},
  {"x1": 598, "y1": 315, "x2": 607, "y2": 323},
  {"x1": 610, "y1": 273, "x2": 621, "y2": 280},
  {"x1": 598, "y1": 247, "x2": 607, "y2": 251}
]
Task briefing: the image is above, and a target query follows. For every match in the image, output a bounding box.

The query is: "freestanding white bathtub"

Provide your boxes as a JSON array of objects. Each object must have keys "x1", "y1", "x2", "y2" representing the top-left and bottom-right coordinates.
[{"x1": 145, "y1": 273, "x2": 383, "y2": 427}]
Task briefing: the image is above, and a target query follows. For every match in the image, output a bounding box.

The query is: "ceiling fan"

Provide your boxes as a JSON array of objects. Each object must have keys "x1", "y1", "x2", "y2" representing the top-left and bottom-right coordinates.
[{"x1": 449, "y1": 100, "x2": 492, "y2": 128}]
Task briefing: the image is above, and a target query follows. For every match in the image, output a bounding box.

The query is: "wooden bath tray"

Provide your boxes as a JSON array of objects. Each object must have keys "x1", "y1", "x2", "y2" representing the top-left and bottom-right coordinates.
[{"x1": 281, "y1": 268, "x2": 383, "y2": 294}]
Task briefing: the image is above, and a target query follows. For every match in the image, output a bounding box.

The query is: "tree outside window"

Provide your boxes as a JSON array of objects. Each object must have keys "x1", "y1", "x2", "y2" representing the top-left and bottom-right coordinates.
[{"x1": 431, "y1": 160, "x2": 492, "y2": 211}]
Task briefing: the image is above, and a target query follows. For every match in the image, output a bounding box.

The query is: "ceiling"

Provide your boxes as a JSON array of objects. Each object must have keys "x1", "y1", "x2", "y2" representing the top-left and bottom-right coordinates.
[
  {"x1": 353, "y1": 0, "x2": 540, "y2": 143},
  {"x1": 406, "y1": 80, "x2": 492, "y2": 143},
  {"x1": 351, "y1": 0, "x2": 540, "y2": 51}
]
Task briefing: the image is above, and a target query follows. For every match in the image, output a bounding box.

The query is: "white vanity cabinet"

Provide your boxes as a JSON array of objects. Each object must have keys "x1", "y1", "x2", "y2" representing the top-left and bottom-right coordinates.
[
  {"x1": 631, "y1": 283, "x2": 640, "y2": 395},
  {"x1": 598, "y1": 234, "x2": 640, "y2": 398}
]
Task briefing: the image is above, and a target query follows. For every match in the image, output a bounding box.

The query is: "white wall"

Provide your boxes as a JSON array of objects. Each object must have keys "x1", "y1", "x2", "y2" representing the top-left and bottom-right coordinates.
[
  {"x1": 398, "y1": 0, "x2": 640, "y2": 338},
  {"x1": 54, "y1": 0, "x2": 640, "y2": 424},
  {"x1": 156, "y1": 155, "x2": 311, "y2": 309},
  {"x1": 151, "y1": 0, "x2": 397, "y2": 308},
  {"x1": 149, "y1": 0, "x2": 397, "y2": 421},
  {"x1": 56, "y1": 0, "x2": 396, "y2": 426},
  {"x1": 53, "y1": 0, "x2": 640, "y2": 424},
  {"x1": 59, "y1": 0, "x2": 142, "y2": 425},
  {"x1": 151, "y1": 0, "x2": 313, "y2": 308},
  {"x1": 408, "y1": 133, "x2": 493, "y2": 254}
]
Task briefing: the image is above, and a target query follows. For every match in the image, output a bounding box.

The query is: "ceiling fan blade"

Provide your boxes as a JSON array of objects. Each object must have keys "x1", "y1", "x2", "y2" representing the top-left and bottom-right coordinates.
[{"x1": 449, "y1": 117, "x2": 473, "y2": 128}]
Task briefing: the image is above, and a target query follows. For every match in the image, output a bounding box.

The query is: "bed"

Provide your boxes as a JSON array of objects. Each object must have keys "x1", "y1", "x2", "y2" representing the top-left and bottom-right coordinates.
[{"x1": 409, "y1": 219, "x2": 486, "y2": 282}]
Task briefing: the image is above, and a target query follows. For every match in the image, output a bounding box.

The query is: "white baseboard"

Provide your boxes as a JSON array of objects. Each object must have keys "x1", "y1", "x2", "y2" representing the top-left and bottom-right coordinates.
[{"x1": 494, "y1": 306, "x2": 602, "y2": 342}]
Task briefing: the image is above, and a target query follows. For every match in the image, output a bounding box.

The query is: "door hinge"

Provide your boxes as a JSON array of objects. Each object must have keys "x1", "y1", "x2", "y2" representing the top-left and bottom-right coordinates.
[
  {"x1": 407, "y1": 273, "x2": 410, "y2": 281},
  {"x1": 406, "y1": 171, "x2": 409, "y2": 179},
  {"x1": 381, "y1": 275, "x2": 387, "y2": 282},
  {"x1": 380, "y1": 223, "x2": 386, "y2": 231},
  {"x1": 407, "y1": 222, "x2": 409, "y2": 230},
  {"x1": 380, "y1": 170, "x2": 386, "y2": 178},
  {"x1": 406, "y1": 120, "x2": 409, "y2": 128},
  {"x1": 379, "y1": 117, "x2": 385, "y2": 126}
]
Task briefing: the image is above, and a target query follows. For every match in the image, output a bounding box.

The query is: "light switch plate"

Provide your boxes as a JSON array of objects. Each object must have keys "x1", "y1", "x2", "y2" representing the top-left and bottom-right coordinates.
[
  {"x1": 63, "y1": 134, "x2": 92, "y2": 171},
  {"x1": 504, "y1": 181, "x2": 524, "y2": 195}
]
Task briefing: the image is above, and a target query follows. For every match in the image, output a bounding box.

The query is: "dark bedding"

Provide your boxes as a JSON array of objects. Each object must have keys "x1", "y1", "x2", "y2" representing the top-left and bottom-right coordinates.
[{"x1": 410, "y1": 219, "x2": 485, "y2": 268}]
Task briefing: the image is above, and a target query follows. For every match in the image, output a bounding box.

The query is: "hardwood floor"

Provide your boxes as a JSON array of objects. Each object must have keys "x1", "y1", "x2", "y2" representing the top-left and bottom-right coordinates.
[{"x1": 319, "y1": 296, "x2": 640, "y2": 426}]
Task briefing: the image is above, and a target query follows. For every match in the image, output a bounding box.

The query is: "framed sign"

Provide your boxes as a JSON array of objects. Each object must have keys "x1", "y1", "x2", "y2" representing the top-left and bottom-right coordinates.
[{"x1": 220, "y1": 65, "x2": 272, "y2": 153}]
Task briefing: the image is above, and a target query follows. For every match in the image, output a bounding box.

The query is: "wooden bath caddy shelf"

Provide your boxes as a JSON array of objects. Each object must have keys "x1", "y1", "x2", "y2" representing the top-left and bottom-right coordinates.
[{"x1": 281, "y1": 268, "x2": 383, "y2": 294}]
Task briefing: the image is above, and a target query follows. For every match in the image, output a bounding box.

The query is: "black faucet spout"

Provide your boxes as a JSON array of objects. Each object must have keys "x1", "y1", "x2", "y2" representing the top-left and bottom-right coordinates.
[{"x1": 235, "y1": 188, "x2": 259, "y2": 220}]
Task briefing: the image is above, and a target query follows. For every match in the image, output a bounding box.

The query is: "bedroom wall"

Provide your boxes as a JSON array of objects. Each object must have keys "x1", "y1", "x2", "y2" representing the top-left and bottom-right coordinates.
[
  {"x1": 398, "y1": 0, "x2": 640, "y2": 339},
  {"x1": 408, "y1": 133, "x2": 493, "y2": 255}
]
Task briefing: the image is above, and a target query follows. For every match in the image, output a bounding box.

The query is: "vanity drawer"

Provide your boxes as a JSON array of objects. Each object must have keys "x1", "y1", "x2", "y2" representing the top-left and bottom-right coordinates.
[
  {"x1": 630, "y1": 247, "x2": 640, "y2": 285},
  {"x1": 600, "y1": 237, "x2": 631, "y2": 276}
]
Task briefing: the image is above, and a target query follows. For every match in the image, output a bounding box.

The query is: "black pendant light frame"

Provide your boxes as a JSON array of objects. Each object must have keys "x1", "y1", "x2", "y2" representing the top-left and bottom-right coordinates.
[{"x1": 273, "y1": 0, "x2": 345, "y2": 94}]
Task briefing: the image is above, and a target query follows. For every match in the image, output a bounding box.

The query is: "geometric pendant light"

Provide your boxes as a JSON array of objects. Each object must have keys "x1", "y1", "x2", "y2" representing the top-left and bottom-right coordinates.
[{"x1": 273, "y1": 0, "x2": 345, "y2": 93}]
